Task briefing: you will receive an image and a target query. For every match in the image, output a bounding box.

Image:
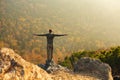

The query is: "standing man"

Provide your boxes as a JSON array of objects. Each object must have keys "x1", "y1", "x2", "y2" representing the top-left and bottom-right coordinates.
[{"x1": 34, "y1": 29, "x2": 67, "y2": 65}]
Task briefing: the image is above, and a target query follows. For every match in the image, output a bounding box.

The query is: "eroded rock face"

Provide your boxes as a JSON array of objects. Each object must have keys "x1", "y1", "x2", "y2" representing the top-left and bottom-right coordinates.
[
  {"x1": 0, "y1": 48, "x2": 113, "y2": 80},
  {"x1": 0, "y1": 48, "x2": 52, "y2": 80},
  {"x1": 74, "y1": 57, "x2": 113, "y2": 80}
]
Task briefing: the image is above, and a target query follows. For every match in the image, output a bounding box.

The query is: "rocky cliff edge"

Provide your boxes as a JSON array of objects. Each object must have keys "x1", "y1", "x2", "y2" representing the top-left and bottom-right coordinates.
[{"x1": 0, "y1": 48, "x2": 113, "y2": 80}]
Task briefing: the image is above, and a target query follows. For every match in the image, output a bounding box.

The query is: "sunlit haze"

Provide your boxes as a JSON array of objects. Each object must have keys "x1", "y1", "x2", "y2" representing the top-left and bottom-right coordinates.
[{"x1": 0, "y1": 0, "x2": 120, "y2": 53}]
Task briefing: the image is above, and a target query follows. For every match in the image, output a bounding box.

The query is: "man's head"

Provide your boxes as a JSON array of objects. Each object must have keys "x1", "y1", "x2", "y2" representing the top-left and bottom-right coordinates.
[{"x1": 49, "y1": 29, "x2": 52, "y2": 33}]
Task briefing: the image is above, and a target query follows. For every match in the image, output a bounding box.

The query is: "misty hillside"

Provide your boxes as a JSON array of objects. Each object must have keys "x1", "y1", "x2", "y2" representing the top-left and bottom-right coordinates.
[{"x1": 0, "y1": 0, "x2": 120, "y2": 63}]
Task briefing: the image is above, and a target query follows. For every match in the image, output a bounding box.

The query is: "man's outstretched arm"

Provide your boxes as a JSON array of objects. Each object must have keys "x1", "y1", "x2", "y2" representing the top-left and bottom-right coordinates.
[
  {"x1": 54, "y1": 34, "x2": 67, "y2": 37},
  {"x1": 33, "y1": 34, "x2": 46, "y2": 36}
]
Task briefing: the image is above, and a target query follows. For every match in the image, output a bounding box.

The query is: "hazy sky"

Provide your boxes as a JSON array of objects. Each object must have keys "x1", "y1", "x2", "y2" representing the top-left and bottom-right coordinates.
[
  {"x1": 54, "y1": 0, "x2": 120, "y2": 47},
  {"x1": 78, "y1": 0, "x2": 119, "y2": 29}
]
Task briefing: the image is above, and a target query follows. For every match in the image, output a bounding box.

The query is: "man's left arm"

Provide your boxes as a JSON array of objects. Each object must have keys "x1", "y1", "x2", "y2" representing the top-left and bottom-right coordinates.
[{"x1": 54, "y1": 34, "x2": 67, "y2": 37}]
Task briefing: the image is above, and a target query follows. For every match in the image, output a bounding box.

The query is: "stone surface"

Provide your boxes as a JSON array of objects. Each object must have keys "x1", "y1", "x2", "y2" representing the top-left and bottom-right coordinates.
[
  {"x1": 38, "y1": 60, "x2": 69, "y2": 73},
  {"x1": 74, "y1": 57, "x2": 113, "y2": 80},
  {"x1": 0, "y1": 48, "x2": 113, "y2": 80},
  {"x1": 0, "y1": 48, "x2": 52, "y2": 80}
]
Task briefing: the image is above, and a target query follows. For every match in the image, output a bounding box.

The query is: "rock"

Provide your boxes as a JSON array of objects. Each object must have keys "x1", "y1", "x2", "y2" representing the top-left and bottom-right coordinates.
[
  {"x1": 0, "y1": 48, "x2": 52, "y2": 80},
  {"x1": 0, "y1": 48, "x2": 112, "y2": 80},
  {"x1": 74, "y1": 57, "x2": 113, "y2": 80},
  {"x1": 46, "y1": 64, "x2": 69, "y2": 73},
  {"x1": 114, "y1": 76, "x2": 120, "y2": 80},
  {"x1": 38, "y1": 60, "x2": 69, "y2": 73}
]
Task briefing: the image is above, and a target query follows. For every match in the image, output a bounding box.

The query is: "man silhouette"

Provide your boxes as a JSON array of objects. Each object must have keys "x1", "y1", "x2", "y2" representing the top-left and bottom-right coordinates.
[{"x1": 34, "y1": 29, "x2": 67, "y2": 64}]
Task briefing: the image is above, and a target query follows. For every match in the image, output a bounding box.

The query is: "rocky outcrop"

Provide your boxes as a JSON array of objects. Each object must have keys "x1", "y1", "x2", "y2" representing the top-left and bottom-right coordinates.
[
  {"x1": 0, "y1": 48, "x2": 113, "y2": 80},
  {"x1": 38, "y1": 60, "x2": 69, "y2": 73},
  {"x1": 0, "y1": 48, "x2": 52, "y2": 80},
  {"x1": 74, "y1": 57, "x2": 113, "y2": 80}
]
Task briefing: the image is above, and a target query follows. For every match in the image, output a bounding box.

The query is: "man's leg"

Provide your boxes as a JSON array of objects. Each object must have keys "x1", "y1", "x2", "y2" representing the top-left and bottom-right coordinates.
[
  {"x1": 47, "y1": 46, "x2": 50, "y2": 61},
  {"x1": 51, "y1": 46, "x2": 53, "y2": 61}
]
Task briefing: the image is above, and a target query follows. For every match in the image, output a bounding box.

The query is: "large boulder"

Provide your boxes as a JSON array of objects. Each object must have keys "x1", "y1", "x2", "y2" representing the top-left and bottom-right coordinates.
[
  {"x1": 0, "y1": 48, "x2": 52, "y2": 80},
  {"x1": 74, "y1": 57, "x2": 113, "y2": 80}
]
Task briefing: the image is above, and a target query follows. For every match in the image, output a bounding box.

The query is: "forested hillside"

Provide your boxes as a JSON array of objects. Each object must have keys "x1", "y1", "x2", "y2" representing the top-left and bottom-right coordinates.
[{"x1": 0, "y1": 0, "x2": 120, "y2": 64}]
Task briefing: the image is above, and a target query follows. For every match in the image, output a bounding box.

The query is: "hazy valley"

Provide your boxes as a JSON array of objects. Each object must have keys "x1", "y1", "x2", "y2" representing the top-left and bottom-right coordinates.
[{"x1": 0, "y1": 0, "x2": 120, "y2": 64}]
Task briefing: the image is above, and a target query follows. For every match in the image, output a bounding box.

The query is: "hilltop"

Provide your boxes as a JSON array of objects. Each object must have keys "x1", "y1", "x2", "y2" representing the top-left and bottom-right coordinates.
[{"x1": 0, "y1": 48, "x2": 113, "y2": 80}]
